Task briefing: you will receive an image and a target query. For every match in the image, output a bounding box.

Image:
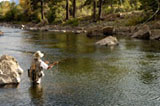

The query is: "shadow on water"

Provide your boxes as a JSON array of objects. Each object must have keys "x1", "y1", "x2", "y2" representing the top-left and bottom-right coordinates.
[
  {"x1": 29, "y1": 84, "x2": 44, "y2": 106},
  {"x1": 0, "y1": 84, "x2": 19, "y2": 88}
]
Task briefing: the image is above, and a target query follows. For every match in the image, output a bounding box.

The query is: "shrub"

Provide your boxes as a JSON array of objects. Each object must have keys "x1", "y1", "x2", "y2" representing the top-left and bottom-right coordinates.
[
  {"x1": 126, "y1": 14, "x2": 148, "y2": 26},
  {"x1": 64, "y1": 18, "x2": 79, "y2": 26}
]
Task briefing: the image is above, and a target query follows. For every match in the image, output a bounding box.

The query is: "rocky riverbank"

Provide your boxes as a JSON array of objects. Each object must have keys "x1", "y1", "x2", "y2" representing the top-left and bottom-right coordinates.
[
  {"x1": 87, "y1": 21, "x2": 160, "y2": 41},
  {"x1": 0, "y1": 22, "x2": 87, "y2": 34},
  {"x1": 0, "y1": 19, "x2": 160, "y2": 41}
]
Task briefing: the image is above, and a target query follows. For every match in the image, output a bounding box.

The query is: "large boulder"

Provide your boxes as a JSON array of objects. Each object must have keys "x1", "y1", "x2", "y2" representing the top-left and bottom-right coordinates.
[
  {"x1": 115, "y1": 26, "x2": 133, "y2": 36},
  {"x1": 87, "y1": 26, "x2": 115, "y2": 37},
  {"x1": 132, "y1": 25, "x2": 151, "y2": 40},
  {"x1": 96, "y1": 36, "x2": 119, "y2": 46},
  {"x1": 150, "y1": 29, "x2": 160, "y2": 40},
  {"x1": 0, "y1": 55, "x2": 23, "y2": 85}
]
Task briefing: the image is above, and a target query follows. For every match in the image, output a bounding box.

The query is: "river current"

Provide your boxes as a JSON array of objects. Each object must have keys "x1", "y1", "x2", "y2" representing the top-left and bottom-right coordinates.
[{"x1": 0, "y1": 27, "x2": 160, "y2": 106}]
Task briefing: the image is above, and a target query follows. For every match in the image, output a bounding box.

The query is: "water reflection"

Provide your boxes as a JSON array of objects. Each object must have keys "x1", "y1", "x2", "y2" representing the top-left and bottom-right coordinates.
[
  {"x1": 0, "y1": 84, "x2": 19, "y2": 88},
  {"x1": 29, "y1": 84, "x2": 44, "y2": 106}
]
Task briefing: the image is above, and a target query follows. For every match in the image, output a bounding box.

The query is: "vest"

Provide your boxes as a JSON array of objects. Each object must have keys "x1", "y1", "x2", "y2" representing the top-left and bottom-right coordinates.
[{"x1": 28, "y1": 58, "x2": 43, "y2": 83}]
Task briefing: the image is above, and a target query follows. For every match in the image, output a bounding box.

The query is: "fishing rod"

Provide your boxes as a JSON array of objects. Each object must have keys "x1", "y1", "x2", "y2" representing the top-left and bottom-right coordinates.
[{"x1": 45, "y1": 58, "x2": 68, "y2": 70}]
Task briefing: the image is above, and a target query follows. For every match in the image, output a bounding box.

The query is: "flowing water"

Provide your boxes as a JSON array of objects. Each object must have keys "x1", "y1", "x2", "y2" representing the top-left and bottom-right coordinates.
[{"x1": 0, "y1": 26, "x2": 160, "y2": 106}]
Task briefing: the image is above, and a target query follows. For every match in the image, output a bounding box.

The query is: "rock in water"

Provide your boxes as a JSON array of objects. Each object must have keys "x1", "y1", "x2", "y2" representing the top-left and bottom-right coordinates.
[
  {"x1": 132, "y1": 25, "x2": 151, "y2": 40},
  {"x1": 0, "y1": 55, "x2": 23, "y2": 85},
  {"x1": 96, "y1": 36, "x2": 119, "y2": 46}
]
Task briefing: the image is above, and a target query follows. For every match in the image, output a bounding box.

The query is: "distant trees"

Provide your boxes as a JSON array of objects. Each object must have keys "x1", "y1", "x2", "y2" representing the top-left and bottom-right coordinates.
[
  {"x1": 0, "y1": 0, "x2": 159, "y2": 23},
  {"x1": 19, "y1": 0, "x2": 31, "y2": 21},
  {"x1": 30, "y1": 0, "x2": 45, "y2": 21},
  {"x1": 84, "y1": 0, "x2": 103, "y2": 21},
  {"x1": 66, "y1": 0, "x2": 77, "y2": 19}
]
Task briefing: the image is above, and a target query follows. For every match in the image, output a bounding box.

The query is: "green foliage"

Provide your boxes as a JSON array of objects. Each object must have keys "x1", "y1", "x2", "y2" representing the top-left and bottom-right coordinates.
[
  {"x1": 0, "y1": 0, "x2": 159, "y2": 24},
  {"x1": 126, "y1": 15, "x2": 147, "y2": 26},
  {"x1": 0, "y1": 2, "x2": 24, "y2": 21},
  {"x1": 103, "y1": 0, "x2": 141, "y2": 13},
  {"x1": 64, "y1": 18, "x2": 79, "y2": 26},
  {"x1": 139, "y1": 0, "x2": 159, "y2": 12},
  {"x1": 47, "y1": 1, "x2": 66, "y2": 24}
]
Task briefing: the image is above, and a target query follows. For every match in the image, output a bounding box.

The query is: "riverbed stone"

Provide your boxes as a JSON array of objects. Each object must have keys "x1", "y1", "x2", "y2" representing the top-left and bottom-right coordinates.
[
  {"x1": 115, "y1": 26, "x2": 133, "y2": 35},
  {"x1": 96, "y1": 36, "x2": 119, "y2": 46},
  {"x1": 0, "y1": 55, "x2": 23, "y2": 85},
  {"x1": 132, "y1": 25, "x2": 151, "y2": 40}
]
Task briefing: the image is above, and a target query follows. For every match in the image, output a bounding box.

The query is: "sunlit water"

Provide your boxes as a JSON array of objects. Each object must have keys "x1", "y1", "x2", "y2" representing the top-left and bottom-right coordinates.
[{"x1": 0, "y1": 27, "x2": 160, "y2": 106}]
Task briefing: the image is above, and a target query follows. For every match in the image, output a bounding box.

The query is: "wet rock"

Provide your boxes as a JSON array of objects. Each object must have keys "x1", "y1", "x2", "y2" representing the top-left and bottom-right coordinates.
[
  {"x1": 96, "y1": 36, "x2": 119, "y2": 46},
  {"x1": 0, "y1": 55, "x2": 23, "y2": 85},
  {"x1": 40, "y1": 26, "x2": 49, "y2": 31},
  {"x1": 150, "y1": 29, "x2": 160, "y2": 40},
  {"x1": 115, "y1": 26, "x2": 132, "y2": 35},
  {"x1": 74, "y1": 30, "x2": 81, "y2": 34},
  {"x1": 29, "y1": 27, "x2": 39, "y2": 31},
  {"x1": 103, "y1": 26, "x2": 115, "y2": 35},
  {"x1": 132, "y1": 25, "x2": 151, "y2": 40}
]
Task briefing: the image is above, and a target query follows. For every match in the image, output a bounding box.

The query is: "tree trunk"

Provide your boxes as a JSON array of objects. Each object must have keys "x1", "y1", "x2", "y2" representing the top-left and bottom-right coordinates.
[
  {"x1": 98, "y1": 0, "x2": 102, "y2": 20},
  {"x1": 40, "y1": 0, "x2": 44, "y2": 20},
  {"x1": 110, "y1": 0, "x2": 113, "y2": 13},
  {"x1": 73, "y1": 0, "x2": 76, "y2": 18},
  {"x1": 93, "y1": 0, "x2": 97, "y2": 21},
  {"x1": 66, "y1": 0, "x2": 69, "y2": 20}
]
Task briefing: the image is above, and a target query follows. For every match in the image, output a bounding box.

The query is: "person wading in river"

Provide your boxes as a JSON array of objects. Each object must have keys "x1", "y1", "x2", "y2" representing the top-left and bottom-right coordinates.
[{"x1": 28, "y1": 51, "x2": 58, "y2": 84}]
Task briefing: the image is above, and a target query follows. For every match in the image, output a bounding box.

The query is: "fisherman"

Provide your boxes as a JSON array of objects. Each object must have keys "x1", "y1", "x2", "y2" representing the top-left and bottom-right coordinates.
[{"x1": 28, "y1": 51, "x2": 58, "y2": 84}]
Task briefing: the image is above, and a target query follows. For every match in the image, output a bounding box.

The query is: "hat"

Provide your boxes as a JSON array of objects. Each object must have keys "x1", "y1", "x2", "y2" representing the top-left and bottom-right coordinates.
[{"x1": 33, "y1": 51, "x2": 44, "y2": 58}]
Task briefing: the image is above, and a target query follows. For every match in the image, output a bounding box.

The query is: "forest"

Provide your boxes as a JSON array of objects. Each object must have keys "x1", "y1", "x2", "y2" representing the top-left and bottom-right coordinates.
[{"x1": 0, "y1": 0, "x2": 159, "y2": 26}]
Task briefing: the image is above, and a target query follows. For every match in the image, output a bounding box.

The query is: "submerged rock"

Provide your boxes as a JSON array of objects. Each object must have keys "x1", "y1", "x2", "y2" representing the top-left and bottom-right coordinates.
[
  {"x1": 132, "y1": 25, "x2": 151, "y2": 40},
  {"x1": 0, "y1": 55, "x2": 23, "y2": 85},
  {"x1": 96, "y1": 36, "x2": 119, "y2": 46}
]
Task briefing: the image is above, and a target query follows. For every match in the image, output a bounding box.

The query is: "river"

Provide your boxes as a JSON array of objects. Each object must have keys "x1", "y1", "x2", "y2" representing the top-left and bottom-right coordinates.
[{"x1": 0, "y1": 26, "x2": 160, "y2": 106}]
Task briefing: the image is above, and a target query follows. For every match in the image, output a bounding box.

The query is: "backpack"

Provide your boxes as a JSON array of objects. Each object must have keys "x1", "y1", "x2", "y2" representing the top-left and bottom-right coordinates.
[{"x1": 28, "y1": 59, "x2": 43, "y2": 83}]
